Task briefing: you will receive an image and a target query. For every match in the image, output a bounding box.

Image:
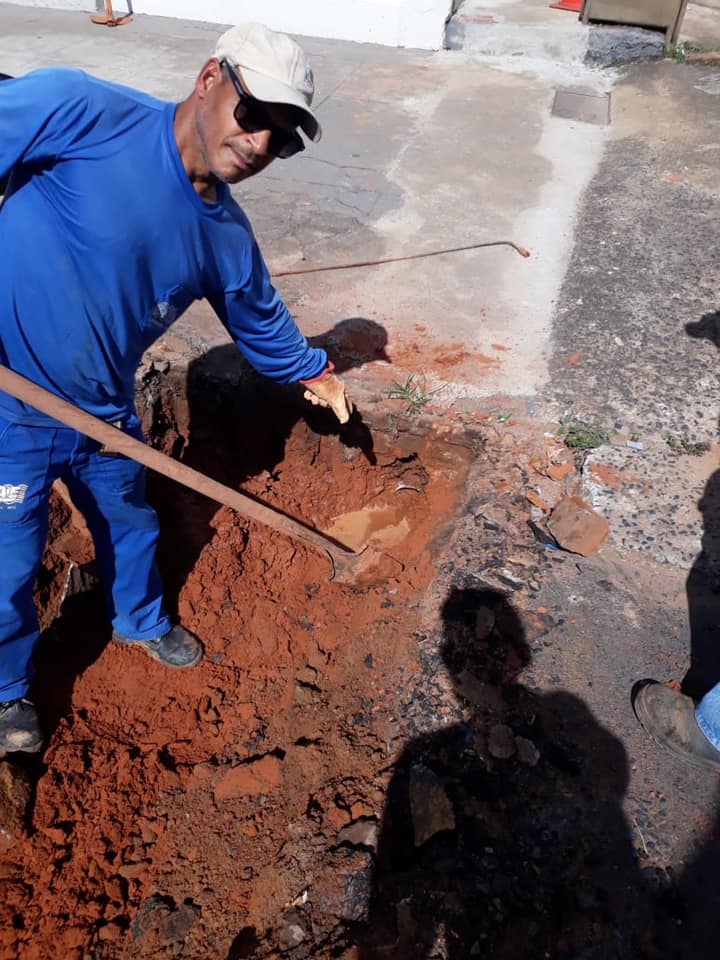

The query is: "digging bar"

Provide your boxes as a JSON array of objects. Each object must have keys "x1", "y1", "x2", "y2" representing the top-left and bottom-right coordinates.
[{"x1": 0, "y1": 365, "x2": 379, "y2": 582}]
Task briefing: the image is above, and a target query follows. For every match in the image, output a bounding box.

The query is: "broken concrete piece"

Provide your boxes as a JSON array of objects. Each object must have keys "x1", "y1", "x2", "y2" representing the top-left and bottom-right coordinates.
[
  {"x1": 409, "y1": 764, "x2": 455, "y2": 846},
  {"x1": 488, "y1": 725, "x2": 516, "y2": 760},
  {"x1": 547, "y1": 495, "x2": 609, "y2": 557},
  {"x1": 0, "y1": 762, "x2": 30, "y2": 852}
]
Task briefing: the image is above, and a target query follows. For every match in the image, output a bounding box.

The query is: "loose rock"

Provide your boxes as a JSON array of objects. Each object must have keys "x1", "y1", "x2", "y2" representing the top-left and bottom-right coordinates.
[
  {"x1": 547, "y1": 495, "x2": 609, "y2": 557},
  {"x1": 409, "y1": 763, "x2": 455, "y2": 846},
  {"x1": 515, "y1": 736, "x2": 541, "y2": 766},
  {"x1": 488, "y1": 725, "x2": 516, "y2": 760},
  {"x1": 338, "y1": 818, "x2": 379, "y2": 851},
  {"x1": 475, "y1": 605, "x2": 495, "y2": 640}
]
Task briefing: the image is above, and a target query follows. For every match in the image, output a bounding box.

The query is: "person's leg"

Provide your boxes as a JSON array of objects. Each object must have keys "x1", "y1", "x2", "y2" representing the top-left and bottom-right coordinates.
[
  {"x1": 0, "y1": 420, "x2": 68, "y2": 753},
  {"x1": 695, "y1": 682, "x2": 720, "y2": 752},
  {"x1": 64, "y1": 425, "x2": 202, "y2": 668}
]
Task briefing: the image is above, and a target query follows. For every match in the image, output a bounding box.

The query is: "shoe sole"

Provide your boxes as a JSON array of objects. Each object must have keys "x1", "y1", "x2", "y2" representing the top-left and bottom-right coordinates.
[
  {"x1": 632, "y1": 681, "x2": 720, "y2": 774},
  {"x1": 0, "y1": 737, "x2": 44, "y2": 758},
  {"x1": 114, "y1": 637, "x2": 203, "y2": 669}
]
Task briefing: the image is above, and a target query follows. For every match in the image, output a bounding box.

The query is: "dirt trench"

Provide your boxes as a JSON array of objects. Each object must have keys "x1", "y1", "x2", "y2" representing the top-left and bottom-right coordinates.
[{"x1": 0, "y1": 354, "x2": 484, "y2": 960}]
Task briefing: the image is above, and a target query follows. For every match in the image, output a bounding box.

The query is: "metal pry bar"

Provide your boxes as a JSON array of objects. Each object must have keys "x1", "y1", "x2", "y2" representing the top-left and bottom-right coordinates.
[{"x1": 271, "y1": 240, "x2": 531, "y2": 278}]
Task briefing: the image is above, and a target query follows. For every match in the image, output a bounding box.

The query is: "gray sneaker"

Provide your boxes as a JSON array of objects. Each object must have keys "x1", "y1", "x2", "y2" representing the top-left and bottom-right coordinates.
[
  {"x1": 632, "y1": 680, "x2": 720, "y2": 773},
  {"x1": 113, "y1": 625, "x2": 204, "y2": 669},
  {"x1": 0, "y1": 698, "x2": 43, "y2": 756}
]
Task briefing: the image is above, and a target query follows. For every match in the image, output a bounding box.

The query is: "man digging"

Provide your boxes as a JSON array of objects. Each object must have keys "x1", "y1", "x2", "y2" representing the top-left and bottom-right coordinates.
[{"x1": 0, "y1": 23, "x2": 350, "y2": 756}]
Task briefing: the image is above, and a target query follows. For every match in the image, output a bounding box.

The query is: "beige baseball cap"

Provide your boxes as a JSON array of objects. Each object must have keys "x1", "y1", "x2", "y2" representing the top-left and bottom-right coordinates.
[{"x1": 214, "y1": 23, "x2": 321, "y2": 143}]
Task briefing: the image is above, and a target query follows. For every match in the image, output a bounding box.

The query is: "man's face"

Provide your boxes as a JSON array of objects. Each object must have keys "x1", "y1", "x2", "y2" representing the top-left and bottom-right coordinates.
[{"x1": 194, "y1": 59, "x2": 302, "y2": 184}]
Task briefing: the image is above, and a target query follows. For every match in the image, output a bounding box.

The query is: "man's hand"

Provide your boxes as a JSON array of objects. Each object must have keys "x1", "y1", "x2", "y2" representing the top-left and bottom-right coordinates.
[{"x1": 301, "y1": 369, "x2": 352, "y2": 424}]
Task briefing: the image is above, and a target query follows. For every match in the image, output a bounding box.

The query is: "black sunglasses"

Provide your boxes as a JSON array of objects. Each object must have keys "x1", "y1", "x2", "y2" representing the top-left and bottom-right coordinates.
[{"x1": 221, "y1": 61, "x2": 305, "y2": 160}]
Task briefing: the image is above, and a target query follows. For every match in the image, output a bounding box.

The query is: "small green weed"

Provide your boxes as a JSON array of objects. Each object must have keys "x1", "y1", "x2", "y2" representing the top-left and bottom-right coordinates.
[
  {"x1": 666, "y1": 435, "x2": 710, "y2": 457},
  {"x1": 666, "y1": 43, "x2": 687, "y2": 62},
  {"x1": 387, "y1": 373, "x2": 438, "y2": 414},
  {"x1": 557, "y1": 413, "x2": 614, "y2": 451},
  {"x1": 665, "y1": 42, "x2": 703, "y2": 62}
]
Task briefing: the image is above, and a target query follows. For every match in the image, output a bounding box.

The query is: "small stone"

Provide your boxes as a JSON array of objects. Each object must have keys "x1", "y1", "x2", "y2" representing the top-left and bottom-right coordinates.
[
  {"x1": 409, "y1": 764, "x2": 455, "y2": 846},
  {"x1": 278, "y1": 917, "x2": 306, "y2": 950},
  {"x1": 488, "y1": 725, "x2": 516, "y2": 760},
  {"x1": 338, "y1": 818, "x2": 379, "y2": 851},
  {"x1": 515, "y1": 736, "x2": 541, "y2": 766},
  {"x1": 498, "y1": 569, "x2": 525, "y2": 590},
  {"x1": 475, "y1": 606, "x2": 495, "y2": 640}
]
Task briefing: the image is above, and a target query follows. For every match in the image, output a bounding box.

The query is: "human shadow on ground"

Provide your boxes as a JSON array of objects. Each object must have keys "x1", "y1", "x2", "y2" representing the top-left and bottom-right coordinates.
[
  {"x1": 360, "y1": 587, "x2": 669, "y2": 960},
  {"x1": 681, "y1": 309, "x2": 720, "y2": 700},
  {"x1": 645, "y1": 307, "x2": 720, "y2": 959}
]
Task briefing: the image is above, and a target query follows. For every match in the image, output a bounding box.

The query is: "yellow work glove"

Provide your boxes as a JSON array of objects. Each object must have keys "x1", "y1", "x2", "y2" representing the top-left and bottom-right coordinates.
[{"x1": 301, "y1": 364, "x2": 352, "y2": 425}]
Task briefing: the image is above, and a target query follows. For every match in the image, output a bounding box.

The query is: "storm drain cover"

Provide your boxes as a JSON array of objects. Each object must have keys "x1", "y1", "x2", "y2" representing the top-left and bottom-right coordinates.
[{"x1": 552, "y1": 89, "x2": 611, "y2": 125}]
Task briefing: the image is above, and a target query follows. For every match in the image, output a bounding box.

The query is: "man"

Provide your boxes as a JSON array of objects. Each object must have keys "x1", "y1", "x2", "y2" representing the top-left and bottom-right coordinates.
[{"x1": 0, "y1": 23, "x2": 350, "y2": 756}]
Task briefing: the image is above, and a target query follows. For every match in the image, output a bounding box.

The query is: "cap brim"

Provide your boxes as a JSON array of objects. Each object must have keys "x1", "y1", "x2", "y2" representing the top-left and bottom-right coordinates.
[{"x1": 239, "y1": 65, "x2": 322, "y2": 143}]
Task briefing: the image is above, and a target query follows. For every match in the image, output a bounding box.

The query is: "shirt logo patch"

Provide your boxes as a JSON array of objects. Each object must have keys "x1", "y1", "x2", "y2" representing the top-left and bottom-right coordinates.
[{"x1": 0, "y1": 483, "x2": 28, "y2": 505}]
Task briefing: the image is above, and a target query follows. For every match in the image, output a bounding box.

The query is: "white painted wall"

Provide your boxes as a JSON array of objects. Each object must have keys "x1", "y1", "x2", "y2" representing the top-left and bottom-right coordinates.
[{"x1": 10, "y1": 0, "x2": 454, "y2": 48}]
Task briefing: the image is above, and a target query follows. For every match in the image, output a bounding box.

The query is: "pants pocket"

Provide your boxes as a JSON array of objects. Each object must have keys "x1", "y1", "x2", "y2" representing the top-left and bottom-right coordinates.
[{"x1": 0, "y1": 419, "x2": 53, "y2": 524}]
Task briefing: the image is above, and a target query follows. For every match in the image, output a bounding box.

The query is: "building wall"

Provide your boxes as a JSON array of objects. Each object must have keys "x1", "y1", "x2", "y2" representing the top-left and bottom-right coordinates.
[{"x1": 9, "y1": 0, "x2": 454, "y2": 49}]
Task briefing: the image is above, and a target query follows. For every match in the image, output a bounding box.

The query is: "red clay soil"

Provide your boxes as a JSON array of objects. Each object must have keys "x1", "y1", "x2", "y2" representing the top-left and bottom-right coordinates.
[{"x1": 0, "y1": 373, "x2": 475, "y2": 960}]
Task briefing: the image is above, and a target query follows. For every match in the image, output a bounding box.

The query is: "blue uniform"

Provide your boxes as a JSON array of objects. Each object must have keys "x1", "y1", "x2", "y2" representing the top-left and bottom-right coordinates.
[{"x1": 0, "y1": 69, "x2": 326, "y2": 699}]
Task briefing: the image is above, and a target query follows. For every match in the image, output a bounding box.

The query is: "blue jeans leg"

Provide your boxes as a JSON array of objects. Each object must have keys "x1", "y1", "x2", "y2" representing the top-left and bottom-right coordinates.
[
  {"x1": 64, "y1": 430, "x2": 171, "y2": 642},
  {"x1": 695, "y1": 681, "x2": 720, "y2": 752},
  {"x1": 0, "y1": 420, "x2": 67, "y2": 701}
]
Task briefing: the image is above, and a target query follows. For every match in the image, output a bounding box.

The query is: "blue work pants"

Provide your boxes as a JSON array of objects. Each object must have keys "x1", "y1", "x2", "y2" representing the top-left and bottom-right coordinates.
[
  {"x1": 696, "y1": 683, "x2": 720, "y2": 752},
  {"x1": 0, "y1": 416, "x2": 171, "y2": 701}
]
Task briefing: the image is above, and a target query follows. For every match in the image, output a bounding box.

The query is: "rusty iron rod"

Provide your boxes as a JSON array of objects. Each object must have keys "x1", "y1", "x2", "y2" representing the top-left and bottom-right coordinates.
[{"x1": 271, "y1": 240, "x2": 531, "y2": 278}]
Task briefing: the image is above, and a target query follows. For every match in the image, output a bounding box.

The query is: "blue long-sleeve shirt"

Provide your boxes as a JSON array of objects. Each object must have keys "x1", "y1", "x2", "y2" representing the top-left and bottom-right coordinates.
[{"x1": 0, "y1": 68, "x2": 326, "y2": 427}]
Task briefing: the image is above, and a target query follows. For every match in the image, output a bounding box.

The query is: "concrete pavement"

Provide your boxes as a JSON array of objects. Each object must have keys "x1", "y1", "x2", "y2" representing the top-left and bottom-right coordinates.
[{"x1": 3, "y1": 2, "x2": 720, "y2": 946}]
